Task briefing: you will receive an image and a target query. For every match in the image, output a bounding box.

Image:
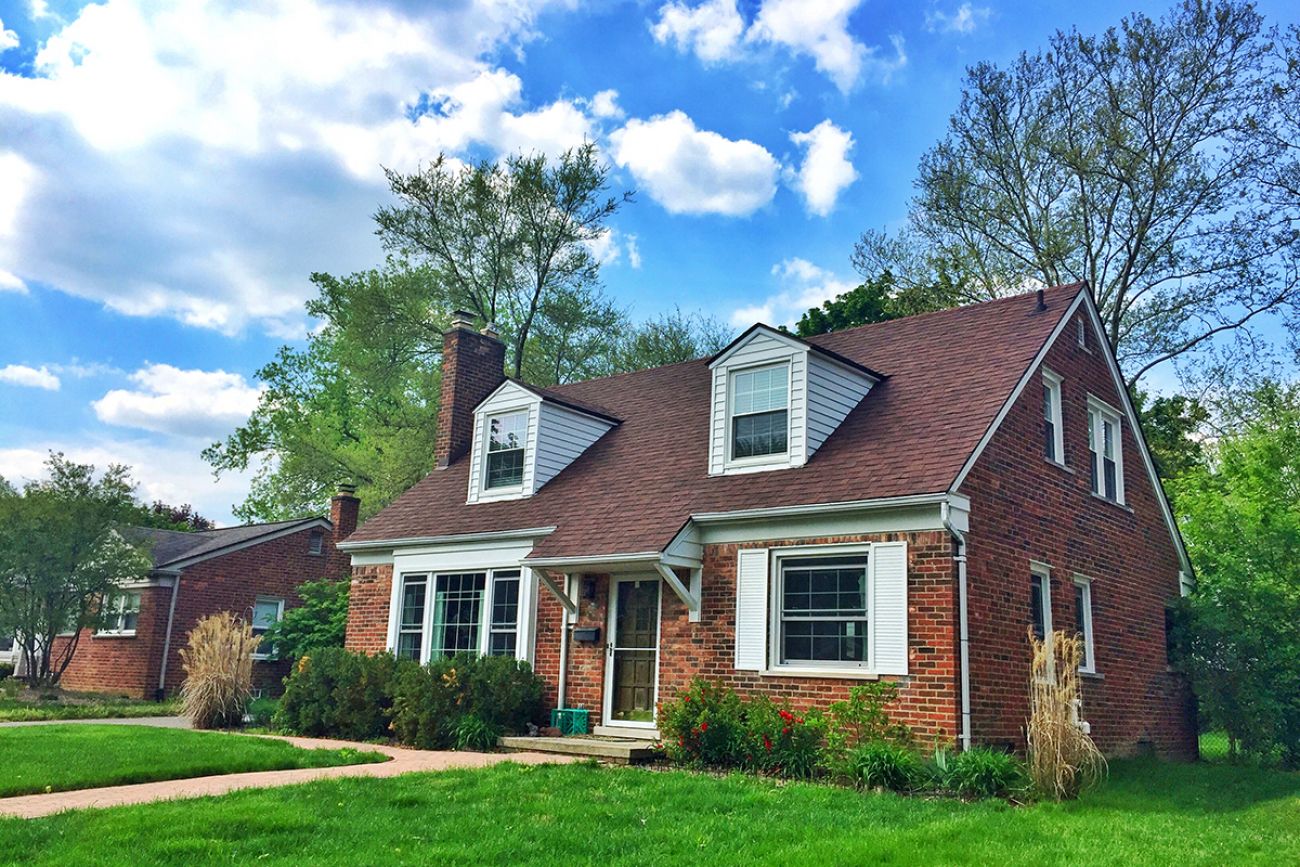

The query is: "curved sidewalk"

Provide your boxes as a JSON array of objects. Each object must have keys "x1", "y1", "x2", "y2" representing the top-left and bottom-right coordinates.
[{"x1": 0, "y1": 733, "x2": 580, "y2": 819}]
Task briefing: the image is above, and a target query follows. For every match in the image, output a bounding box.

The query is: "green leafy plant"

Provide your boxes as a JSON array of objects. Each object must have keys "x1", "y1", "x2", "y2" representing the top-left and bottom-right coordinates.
[
  {"x1": 822, "y1": 682, "x2": 914, "y2": 780},
  {"x1": 454, "y1": 714, "x2": 502, "y2": 751},
  {"x1": 259, "y1": 578, "x2": 350, "y2": 661},
  {"x1": 275, "y1": 647, "x2": 400, "y2": 741},
  {"x1": 846, "y1": 742, "x2": 924, "y2": 792},
  {"x1": 742, "y1": 694, "x2": 825, "y2": 779},
  {"x1": 658, "y1": 679, "x2": 747, "y2": 767},
  {"x1": 246, "y1": 696, "x2": 279, "y2": 729},
  {"x1": 942, "y1": 747, "x2": 1026, "y2": 799}
]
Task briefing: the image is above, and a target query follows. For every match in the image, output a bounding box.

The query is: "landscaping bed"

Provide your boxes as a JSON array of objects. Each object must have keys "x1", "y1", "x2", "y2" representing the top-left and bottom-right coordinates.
[
  {"x1": 0, "y1": 758, "x2": 1294, "y2": 865},
  {"x1": 0, "y1": 686, "x2": 180, "y2": 723},
  {"x1": 0, "y1": 724, "x2": 386, "y2": 797}
]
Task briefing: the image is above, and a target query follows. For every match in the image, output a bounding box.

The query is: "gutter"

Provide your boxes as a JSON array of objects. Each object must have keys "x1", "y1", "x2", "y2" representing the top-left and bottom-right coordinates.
[
  {"x1": 557, "y1": 574, "x2": 573, "y2": 711},
  {"x1": 941, "y1": 500, "x2": 972, "y2": 752},
  {"x1": 337, "y1": 526, "x2": 556, "y2": 553},
  {"x1": 156, "y1": 570, "x2": 182, "y2": 700}
]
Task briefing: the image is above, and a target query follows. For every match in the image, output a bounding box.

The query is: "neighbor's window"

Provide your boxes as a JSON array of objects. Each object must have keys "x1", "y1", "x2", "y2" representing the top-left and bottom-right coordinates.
[
  {"x1": 1029, "y1": 569, "x2": 1051, "y2": 641},
  {"x1": 1087, "y1": 401, "x2": 1124, "y2": 503},
  {"x1": 488, "y1": 570, "x2": 521, "y2": 657},
  {"x1": 1074, "y1": 577, "x2": 1095, "y2": 673},
  {"x1": 251, "y1": 597, "x2": 284, "y2": 658},
  {"x1": 396, "y1": 575, "x2": 428, "y2": 661},
  {"x1": 731, "y1": 363, "x2": 789, "y2": 460},
  {"x1": 1043, "y1": 370, "x2": 1064, "y2": 464},
  {"x1": 430, "y1": 572, "x2": 486, "y2": 659},
  {"x1": 777, "y1": 555, "x2": 869, "y2": 669},
  {"x1": 308, "y1": 530, "x2": 324, "y2": 555},
  {"x1": 485, "y1": 411, "x2": 527, "y2": 489},
  {"x1": 98, "y1": 591, "x2": 142, "y2": 636},
  {"x1": 1076, "y1": 318, "x2": 1088, "y2": 350}
]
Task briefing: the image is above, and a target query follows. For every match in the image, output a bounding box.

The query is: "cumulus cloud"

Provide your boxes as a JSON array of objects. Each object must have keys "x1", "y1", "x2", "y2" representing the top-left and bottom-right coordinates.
[
  {"x1": 92, "y1": 364, "x2": 265, "y2": 439},
  {"x1": 786, "y1": 120, "x2": 857, "y2": 216},
  {"x1": 0, "y1": 18, "x2": 18, "y2": 53},
  {"x1": 626, "y1": 234, "x2": 642, "y2": 269},
  {"x1": 0, "y1": 0, "x2": 598, "y2": 335},
  {"x1": 0, "y1": 364, "x2": 60, "y2": 390},
  {"x1": 586, "y1": 89, "x2": 625, "y2": 119},
  {"x1": 0, "y1": 268, "x2": 25, "y2": 293},
  {"x1": 650, "y1": 0, "x2": 904, "y2": 92},
  {"x1": 925, "y1": 3, "x2": 991, "y2": 34},
  {"x1": 730, "y1": 258, "x2": 856, "y2": 327},
  {"x1": 609, "y1": 110, "x2": 779, "y2": 216}
]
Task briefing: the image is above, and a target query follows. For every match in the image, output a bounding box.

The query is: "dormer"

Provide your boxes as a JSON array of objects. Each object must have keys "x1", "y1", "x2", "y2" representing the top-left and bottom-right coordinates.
[
  {"x1": 467, "y1": 379, "x2": 619, "y2": 503},
  {"x1": 708, "y1": 325, "x2": 880, "y2": 476}
]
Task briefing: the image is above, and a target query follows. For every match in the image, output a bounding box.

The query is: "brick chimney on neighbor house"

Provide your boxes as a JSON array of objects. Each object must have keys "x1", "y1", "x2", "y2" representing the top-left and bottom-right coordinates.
[
  {"x1": 330, "y1": 483, "x2": 360, "y2": 543},
  {"x1": 436, "y1": 311, "x2": 506, "y2": 469}
]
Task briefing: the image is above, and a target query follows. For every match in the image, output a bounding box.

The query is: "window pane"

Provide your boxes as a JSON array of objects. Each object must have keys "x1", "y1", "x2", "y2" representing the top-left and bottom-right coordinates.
[
  {"x1": 779, "y1": 556, "x2": 869, "y2": 666},
  {"x1": 396, "y1": 632, "x2": 421, "y2": 661},
  {"x1": 400, "y1": 579, "x2": 426, "y2": 630},
  {"x1": 309, "y1": 531, "x2": 323, "y2": 554},
  {"x1": 732, "y1": 365, "x2": 789, "y2": 417},
  {"x1": 252, "y1": 600, "x2": 281, "y2": 632},
  {"x1": 486, "y1": 448, "x2": 524, "y2": 488},
  {"x1": 782, "y1": 566, "x2": 865, "y2": 617},
  {"x1": 732, "y1": 409, "x2": 788, "y2": 458},
  {"x1": 1102, "y1": 418, "x2": 1115, "y2": 459},
  {"x1": 781, "y1": 620, "x2": 867, "y2": 664},
  {"x1": 488, "y1": 412, "x2": 527, "y2": 452},
  {"x1": 1030, "y1": 576, "x2": 1046, "y2": 641},
  {"x1": 431, "y1": 573, "x2": 485, "y2": 659},
  {"x1": 1104, "y1": 457, "x2": 1117, "y2": 500},
  {"x1": 491, "y1": 574, "x2": 520, "y2": 629},
  {"x1": 489, "y1": 632, "x2": 517, "y2": 657},
  {"x1": 1043, "y1": 385, "x2": 1057, "y2": 461}
]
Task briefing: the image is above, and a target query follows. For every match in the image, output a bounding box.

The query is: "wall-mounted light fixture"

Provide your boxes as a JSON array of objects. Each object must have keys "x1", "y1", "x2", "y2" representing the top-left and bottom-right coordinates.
[{"x1": 583, "y1": 577, "x2": 597, "y2": 601}]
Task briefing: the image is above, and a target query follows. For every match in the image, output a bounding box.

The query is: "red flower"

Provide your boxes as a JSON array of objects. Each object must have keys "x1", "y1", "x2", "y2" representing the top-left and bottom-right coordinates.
[
  {"x1": 763, "y1": 736, "x2": 773, "y2": 751},
  {"x1": 678, "y1": 737, "x2": 684, "y2": 747},
  {"x1": 700, "y1": 722, "x2": 709, "y2": 733},
  {"x1": 683, "y1": 695, "x2": 690, "y2": 703},
  {"x1": 782, "y1": 726, "x2": 791, "y2": 735}
]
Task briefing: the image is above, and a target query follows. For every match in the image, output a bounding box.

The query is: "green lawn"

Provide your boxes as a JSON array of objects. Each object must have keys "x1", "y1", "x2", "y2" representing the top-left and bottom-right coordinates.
[
  {"x1": 0, "y1": 758, "x2": 1295, "y2": 865},
  {"x1": 0, "y1": 693, "x2": 180, "y2": 723},
  {"x1": 0, "y1": 725, "x2": 387, "y2": 797}
]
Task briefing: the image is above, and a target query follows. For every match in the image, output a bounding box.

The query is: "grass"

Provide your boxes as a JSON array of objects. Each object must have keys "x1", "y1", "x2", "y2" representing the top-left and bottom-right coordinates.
[
  {"x1": 0, "y1": 758, "x2": 1295, "y2": 865},
  {"x1": 0, "y1": 725, "x2": 387, "y2": 797},
  {"x1": 0, "y1": 689, "x2": 180, "y2": 723}
]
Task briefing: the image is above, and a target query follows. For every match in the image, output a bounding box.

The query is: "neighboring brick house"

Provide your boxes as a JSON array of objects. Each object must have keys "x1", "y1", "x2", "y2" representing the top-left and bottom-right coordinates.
[
  {"x1": 341, "y1": 289, "x2": 1197, "y2": 758},
  {"x1": 54, "y1": 490, "x2": 358, "y2": 699}
]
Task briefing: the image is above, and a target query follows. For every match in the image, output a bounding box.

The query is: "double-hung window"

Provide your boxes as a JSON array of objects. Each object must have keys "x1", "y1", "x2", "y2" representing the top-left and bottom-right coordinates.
[
  {"x1": 1087, "y1": 400, "x2": 1124, "y2": 503},
  {"x1": 98, "y1": 591, "x2": 141, "y2": 636},
  {"x1": 1043, "y1": 370, "x2": 1064, "y2": 464},
  {"x1": 488, "y1": 571, "x2": 521, "y2": 657},
  {"x1": 777, "y1": 555, "x2": 869, "y2": 669},
  {"x1": 251, "y1": 597, "x2": 285, "y2": 658},
  {"x1": 485, "y1": 411, "x2": 527, "y2": 489},
  {"x1": 1073, "y1": 576, "x2": 1095, "y2": 673},
  {"x1": 308, "y1": 530, "x2": 324, "y2": 555},
  {"x1": 731, "y1": 363, "x2": 789, "y2": 460},
  {"x1": 396, "y1": 575, "x2": 428, "y2": 661}
]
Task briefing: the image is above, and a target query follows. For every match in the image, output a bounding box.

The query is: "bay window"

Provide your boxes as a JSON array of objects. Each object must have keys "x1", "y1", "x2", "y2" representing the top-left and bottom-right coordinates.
[{"x1": 396, "y1": 568, "x2": 525, "y2": 663}]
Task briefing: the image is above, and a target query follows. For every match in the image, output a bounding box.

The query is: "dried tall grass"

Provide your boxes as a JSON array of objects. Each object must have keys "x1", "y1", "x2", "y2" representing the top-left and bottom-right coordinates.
[
  {"x1": 1026, "y1": 629, "x2": 1106, "y2": 800},
  {"x1": 180, "y1": 612, "x2": 258, "y2": 729}
]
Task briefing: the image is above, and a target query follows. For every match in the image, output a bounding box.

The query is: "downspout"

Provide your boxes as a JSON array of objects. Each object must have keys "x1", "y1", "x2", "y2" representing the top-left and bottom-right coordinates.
[
  {"x1": 156, "y1": 571, "x2": 182, "y2": 700},
  {"x1": 942, "y1": 501, "x2": 972, "y2": 752},
  {"x1": 556, "y1": 573, "x2": 572, "y2": 711}
]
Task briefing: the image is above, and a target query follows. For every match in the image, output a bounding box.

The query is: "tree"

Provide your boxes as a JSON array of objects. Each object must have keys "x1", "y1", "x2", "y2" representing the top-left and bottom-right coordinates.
[
  {"x1": 0, "y1": 454, "x2": 153, "y2": 687},
  {"x1": 375, "y1": 144, "x2": 632, "y2": 378},
  {"x1": 614, "y1": 307, "x2": 733, "y2": 370},
  {"x1": 1131, "y1": 391, "x2": 1210, "y2": 486},
  {"x1": 792, "y1": 272, "x2": 964, "y2": 337},
  {"x1": 856, "y1": 1, "x2": 1300, "y2": 386},
  {"x1": 259, "y1": 578, "x2": 349, "y2": 661},
  {"x1": 132, "y1": 501, "x2": 215, "y2": 532},
  {"x1": 1171, "y1": 382, "x2": 1300, "y2": 766}
]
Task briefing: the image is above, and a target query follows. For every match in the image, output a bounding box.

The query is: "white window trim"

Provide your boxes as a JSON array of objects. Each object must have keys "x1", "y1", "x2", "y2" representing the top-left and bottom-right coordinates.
[
  {"x1": 394, "y1": 573, "x2": 430, "y2": 662},
  {"x1": 395, "y1": 567, "x2": 527, "y2": 664},
  {"x1": 96, "y1": 591, "x2": 142, "y2": 637},
  {"x1": 1029, "y1": 560, "x2": 1054, "y2": 640},
  {"x1": 250, "y1": 596, "x2": 285, "y2": 660},
  {"x1": 725, "y1": 360, "x2": 793, "y2": 472},
  {"x1": 1087, "y1": 395, "x2": 1126, "y2": 505},
  {"x1": 481, "y1": 409, "x2": 530, "y2": 497},
  {"x1": 308, "y1": 530, "x2": 325, "y2": 556},
  {"x1": 1043, "y1": 368, "x2": 1065, "y2": 466},
  {"x1": 767, "y1": 543, "x2": 875, "y2": 676},
  {"x1": 1072, "y1": 574, "x2": 1096, "y2": 674},
  {"x1": 1076, "y1": 317, "x2": 1090, "y2": 351}
]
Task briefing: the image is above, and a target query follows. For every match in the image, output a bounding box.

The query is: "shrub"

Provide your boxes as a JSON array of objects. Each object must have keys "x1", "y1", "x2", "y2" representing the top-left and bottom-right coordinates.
[
  {"x1": 658, "y1": 679, "x2": 746, "y2": 766},
  {"x1": 742, "y1": 695, "x2": 825, "y2": 779},
  {"x1": 0, "y1": 661, "x2": 14, "y2": 681},
  {"x1": 259, "y1": 578, "x2": 349, "y2": 661},
  {"x1": 942, "y1": 747, "x2": 1025, "y2": 799},
  {"x1": 0, "y1": 678, "x2": 19, "y2": 700},
  {"x1": 180, "y1": 612, "x2": 257, "y2": 729},
  {"x1": 822, "y1": 682, "x2": 914, "y2": 780},
  {"x1": 246, "y1": 696, "x2": 279, "y2": 729},
  {"x1": 455, "y1": 714, "x2": 502, "y2": 751},
  {"x1": 1026, "y1": 631, "x2": 1105, "y2": 799},
  {"x1": 275, "y1": 647, "x2": 400, "y2": 741},
  {"x1": 460, "y1": 654, "x2": 544, "y2": 733},
  {"x1": 388, "y1": 657, "x2": 461, "y2": 749},
  {"x1": 846, "y1": 741, "x2": 924, "y2": 792}
]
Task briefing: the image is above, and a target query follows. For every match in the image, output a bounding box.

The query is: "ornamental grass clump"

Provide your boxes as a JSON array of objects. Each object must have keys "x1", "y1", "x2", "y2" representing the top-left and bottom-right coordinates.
[
  {"x1": 1026, "y1": 630, "x2": 1106, "y2": 800},
  {"x1": 179, "y1": 612, "x2": 258, "y2": 730}
]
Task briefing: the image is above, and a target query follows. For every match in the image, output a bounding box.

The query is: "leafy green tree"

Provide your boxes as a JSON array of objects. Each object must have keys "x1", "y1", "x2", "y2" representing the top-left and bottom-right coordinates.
[
  {"x1": 1132, "y1": 391, "x2": 1210, "y2": 486},
  {"x1": 793, "y1": 272, "x2": 964, "y2": 337},
  {"x1": 131, "y1": 501, "x2": 215, "y2": 532},
  {"x1": 857, "y1": 1, "x2": 1300, "y2": 386},
  {"x1": 615, "y1": 307, "x2": 733, "y2": 369},
  {"x1": 1172, "y1": 382, "x2": 1300, "y2": 765},
  {"x1": 0, "y1": 453, "x2": 153, "y2": 687},
  {"x1": 260, "y1": 578, "x2": 349, "y2": 661}
]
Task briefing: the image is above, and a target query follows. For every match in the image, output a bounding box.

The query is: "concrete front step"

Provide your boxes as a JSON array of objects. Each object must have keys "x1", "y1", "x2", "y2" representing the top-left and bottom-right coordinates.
[{"x1": 499, "y1": 735, "x2": 659, "y2": 764}]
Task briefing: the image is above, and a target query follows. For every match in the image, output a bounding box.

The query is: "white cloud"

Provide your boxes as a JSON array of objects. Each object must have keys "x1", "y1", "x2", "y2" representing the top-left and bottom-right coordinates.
[
  {"x1": 730, "y1": 257, "x2": 856, "y2": 327},
  {"x1": 787, "y1": 120, "x2": 857, "y2": 216},
  {"x1": 650, "y1": 0, "x2": 745, "y2": 64},
  {"x1": 587, "y1": 89, "x2": 624, "y2": 120},
  {"x1": 626, "y1": 234, "x2": 642, "y2": 269},
  {"x1": 92, "y1": 364, "x2": 265, "y2": 439},
  {"x1": 584, "y1": 228, "x2": 643, "y2": 268},
  {"x1": 925, "y1": 3, "x2": 991, "y2": 35},
  {"x1": 0, "y1": 364, "x2": 60, "y2": 390},
  {"x1": 0, "y1": 268, "x2": 25, "y2": 293},
  {"x1": 0, "y1": 18, "x2": 18, "y2": 53},
  {"x1": 609, "y1": 110, "x2": 779, "y2": 216}
]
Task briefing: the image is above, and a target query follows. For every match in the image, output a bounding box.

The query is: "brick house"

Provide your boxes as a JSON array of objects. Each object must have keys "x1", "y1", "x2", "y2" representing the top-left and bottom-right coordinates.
[
  {"x1": 53, "y1": 490, "x2": 358, "y2": 699},
  {"x1": 341, "y1": 287, "x2": 1197, "y2": 758}
]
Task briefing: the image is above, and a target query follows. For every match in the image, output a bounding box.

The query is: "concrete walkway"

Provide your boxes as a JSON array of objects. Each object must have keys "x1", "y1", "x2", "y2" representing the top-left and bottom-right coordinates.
[
  {"x1": 0, "y1": 731, "x2": 580, "y2": 819},
  {"x1": 0, "y1": 715, "x2": 191, "y2": 729}
]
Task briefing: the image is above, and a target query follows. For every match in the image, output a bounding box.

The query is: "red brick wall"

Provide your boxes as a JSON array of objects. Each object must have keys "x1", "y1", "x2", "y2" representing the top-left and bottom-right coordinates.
[
  {"x1": 57, "y1": 524, "x2": 349, "y2": 699},
  {"x1": 344, "y1": 563, "x2": 394, "y2": 654},
  {"x1": 960, "y1": 311, "x2": 1197, "y2": 759},
  {"x1": 435, "y1": 324, "x2": 506, "y2": 468}
]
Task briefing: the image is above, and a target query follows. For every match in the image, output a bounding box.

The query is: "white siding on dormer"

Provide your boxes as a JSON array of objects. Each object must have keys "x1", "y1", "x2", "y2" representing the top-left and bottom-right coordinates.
[
  {"x1": 467, "y1": 382, "x2": 539, "y2": 504},
  {"x1": 805, "y1": 354, "x2": 874, "y2": 456},
  {"x1": 533, "y1": 401, "x2": 614, "y2": 490}
]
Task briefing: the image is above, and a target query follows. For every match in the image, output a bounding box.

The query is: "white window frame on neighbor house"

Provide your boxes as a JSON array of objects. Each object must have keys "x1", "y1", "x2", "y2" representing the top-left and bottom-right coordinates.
[
  {"x1": 1029, "y1": 561, "x2": 1053, "y2": 642},
  {"x1": 1073, "y1": 574, "x2": 1096, "y2": 674},
  {"x1": 96, "y1": 591, "x2": 142, "y2": 637},
  {"x1": 1076, "y1": 317, "x2": 1090, "y2": 351},
  {"x1": 768, "y1": 544, "x2": 873, "y2": 674},
  {"x1": 483, "y1": 410, "x2": 529, "y2": 493},
  {"x1": 726, "y1": 361, "x2": 792, "y2": 469},
  {"x1": 391, "y1": 567, "x2": 524, "y2": 664},
  {"x1": 1087, "y1": 395, "x2": 1126, "y2": 505},
  {"x1": 1042, "y1": 368, "x2": 1064, "y2": 466},
  {"x1": 250, "y1": 596, "x2": 285, "y2": 660},
  {"x1": 308, "y1": 529, "x2": 324, "y2": 555}
]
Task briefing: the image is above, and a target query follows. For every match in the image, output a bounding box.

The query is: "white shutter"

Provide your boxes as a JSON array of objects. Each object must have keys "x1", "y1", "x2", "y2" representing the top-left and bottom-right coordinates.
[
  {"x1": 871, "y1": 541, "x2": 909, "y2": 675},
  {"x1": 734, "y1": 548, "x2": 769, "y2": 671}
]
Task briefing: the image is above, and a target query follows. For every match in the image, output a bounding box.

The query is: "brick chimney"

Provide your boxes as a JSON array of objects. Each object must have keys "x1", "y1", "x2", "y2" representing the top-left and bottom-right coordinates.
[
  {"x1": 436, "y1": 311, "x2": 506, "y2": 468},
  {"x1": 330, "y1": 483, "x2": 360, "y2": 543}
]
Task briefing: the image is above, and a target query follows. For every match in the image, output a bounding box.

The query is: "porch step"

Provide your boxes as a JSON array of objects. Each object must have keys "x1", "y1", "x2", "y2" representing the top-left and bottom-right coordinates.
[
  {"x1": 499, "y1": 735, "x2": 659, "y2": 764},
  {"x1": 592, "y1": 725, "x2": 660, "y2": 741}
]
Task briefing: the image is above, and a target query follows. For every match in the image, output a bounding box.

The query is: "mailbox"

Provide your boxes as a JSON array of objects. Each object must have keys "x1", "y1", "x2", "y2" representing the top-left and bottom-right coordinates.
[{"x1": 572, "y1": 626, "x2": 601, "y2": 643}]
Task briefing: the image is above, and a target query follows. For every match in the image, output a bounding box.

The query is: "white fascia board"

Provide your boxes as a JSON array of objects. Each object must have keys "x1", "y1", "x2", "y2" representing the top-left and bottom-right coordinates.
[
  {"x1": 523, "y1": 551, "x2": 663, "y2": 570},
  {"x1": 709, "y1": 324, "x2": 809, "y2": 369},
  {"x1": 338, "y1": 526, "x2": 556, "y2": 553},
  {"x1": 690, "y1": 492, "x2": 964, "y2": 524},
  {"x1": 161, "y1": 518, "x2": 330, "y2": 570}
]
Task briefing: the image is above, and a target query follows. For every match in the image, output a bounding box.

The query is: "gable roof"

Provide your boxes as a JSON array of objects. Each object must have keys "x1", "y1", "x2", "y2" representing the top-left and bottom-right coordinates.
[
  {"x1": 348, "y1": 284, "x2": 1088, "y2": 559},
  {"x1": 497, "y1": 378, "x2": 623, "y2": 424},
  {"x1": 127, "y1": 517, "x2": 327, "y2": 570},
  {"x1": 708, "y1": 322, "x2": 886, "y2": 381}
]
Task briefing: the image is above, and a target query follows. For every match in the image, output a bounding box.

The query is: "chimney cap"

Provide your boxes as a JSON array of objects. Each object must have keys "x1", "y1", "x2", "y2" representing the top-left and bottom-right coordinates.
[
  {"x1": 450, "y1": 310, "x2": 476, "y2": 329},
  {"x1": 481, "y1": 321, "x2": 500, "y2": 339},
  {"x1": 334, "y1": 482, "x2": 358, "y2": 498}
]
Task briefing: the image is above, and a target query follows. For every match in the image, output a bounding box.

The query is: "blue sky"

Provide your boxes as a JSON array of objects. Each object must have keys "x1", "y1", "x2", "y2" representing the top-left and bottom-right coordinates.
[{"x1": 0, "y1": 0, "x2": 1295, "y2": 524}]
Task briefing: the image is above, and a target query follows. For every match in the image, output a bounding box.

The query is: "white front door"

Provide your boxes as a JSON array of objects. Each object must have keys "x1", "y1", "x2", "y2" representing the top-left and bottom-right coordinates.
[{"x1": 603, "y1": 577, "x2": 661, "y2": 728}]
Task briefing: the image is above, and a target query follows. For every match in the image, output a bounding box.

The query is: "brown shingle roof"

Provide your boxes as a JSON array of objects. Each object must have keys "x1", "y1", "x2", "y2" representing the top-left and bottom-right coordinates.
[{"x1": 349, "y1": 284, "x2": 1085, "y2": 557}]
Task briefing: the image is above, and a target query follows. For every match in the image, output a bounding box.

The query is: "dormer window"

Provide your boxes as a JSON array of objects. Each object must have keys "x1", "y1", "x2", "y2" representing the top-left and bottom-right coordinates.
[
  {"x1": 486, "y1": 411, "x2": 527, "y2": 489},
  {"x1": 731, "y1": 363, "x2": 790, "y2": 460}
]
